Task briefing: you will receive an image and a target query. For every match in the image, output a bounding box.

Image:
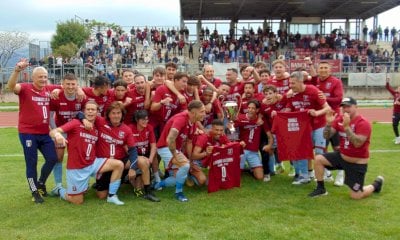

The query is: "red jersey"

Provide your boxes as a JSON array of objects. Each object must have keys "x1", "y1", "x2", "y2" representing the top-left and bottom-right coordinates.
[
  {"x1": 124, "y1": 89, "x2": 146, "y2": 124},
  {"x1": 240, "y1": 93, "x2": 264, "y2": 114},
  {"x1": 156, "y1": 111, "x2": 196, "y2": 152},
  {"x1": 95, "y1": 117, "x2": 135, "y2": 160},
  {"x1": 18, "y1": 83, "x2": 58, "y2": 134},
  {"x1": 129, "y1": 123, "x2": 156, "y2": 156},
  {"x1": 195, "y1": 133, "x2": 230, "y2": 151},
  {"x1": 226, "y1": 82, "x2": 244, "y2": 101},
  {"x1": 332, "y1": 115, "x2": 371, "y2": 158},
  {"x1": 267, "y1": 76, "x2": 290, "y2": 95},
  {"x1": 260, "y1": 100, "x2": 286, "y2": 126},
  {"x1": 50, "y1": 91, "x2": 86, "y2": 127},
  {"x1": 272, "y1": 111, "x2": 314, "y2": 161},
  {"x1": 314, "y1": 76, "x2": 343, "y2": 114},
  {"x1": 285, "y1": 85, "x2": 327, "y2": 130},
  {"x1": 206, "y1": 142, "x2": 242, "y2": 193},
  {"x1": 104, "y1": 89, "x2": 128, "y2": 116},
  {"x1": 151, "y1": 85, "x2": 186, "y2": 124},
  {"x1": 235, "y1": 113, "x2": 268, "y2": 151},
  {"x1": 61, "y1": 119, "x2": 99, "y2": 169},
  {"x1": 386, "y1": 82, "x2": 400, "y2": 113},
  {"x1": 82, "y1": 87, "x2": 110, "y2": 116},
  {"x1": 202, "y1": 99, "x2": 223, "y2": 127}
]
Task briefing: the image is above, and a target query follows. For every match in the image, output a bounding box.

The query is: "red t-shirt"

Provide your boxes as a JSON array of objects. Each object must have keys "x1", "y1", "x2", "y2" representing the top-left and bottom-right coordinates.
[
  {"x1": 332, "y1": 115, "x2": 371, "y2": 158},
  {"x1": 94, "y1": 117, "x2": 135, "y2": 160},
  {"x1": 124, "y1": 89, "x2": 146, "y2": 124},
  {"x1": 82, "y1": 87, "x2": 110, "y2": 116},
  {"x1": 240, "y1": 93, "x2": 264, "y2": 114},
  {"x1": 129, "y1": 123, "x2": 156, "y2": 156},
  {"x1": 234, "y1": 113, "x2": 268, "y2": 151},
  {"x1": 156, "y1": 111, "x2": 196, "y2": 152},
  {"x1": 18, "y1": 83, "x2": 58, "y2": 134},
  {"x1": 260, "y1": 100, "x2": 286, "y2": 127},
  {"x1": 267, "y1": 76, "x2": 290, "y2": 95},
  {"x1": 195, "y1": 133, "x2": 230, "y2": 151},
  {"x1": 386, "y1": 83, "x2": 400, "y2": 113},
  {"x1": 206, "y1": 142, "x2": 242, "y2": 193},
  {"x1": 150, "y1": 85, "x2": 186, "y2": 124},
  {"x1": 315, "y1": 76, "x2": 343, "y2": 114},
  {"x1": 50, "y1": 91, "x2": 86, "y2": 127},
  {"x1": 202, "y1": 99, "x2": 223, "y2": 127},
  {"x1": 285, "y1": 85, "x2": 327, "y2": 130},
  {"x1": 104, "y1": 89, "x2": 128, "y2": 117},
  {"x1": 226, "y1": 82, "x2": 244, "y2": 101},
  {"x1": 272, "y1": 111, "x2": 314, "y2": 161},
  {"x1": 61, "y1": 119, "x2": 98, "y2": 169}
]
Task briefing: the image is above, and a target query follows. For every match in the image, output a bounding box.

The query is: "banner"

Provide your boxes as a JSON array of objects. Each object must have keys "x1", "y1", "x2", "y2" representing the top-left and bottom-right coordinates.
[{"x1": 288, "y1": 59, "x2": 342, "y2": 73}]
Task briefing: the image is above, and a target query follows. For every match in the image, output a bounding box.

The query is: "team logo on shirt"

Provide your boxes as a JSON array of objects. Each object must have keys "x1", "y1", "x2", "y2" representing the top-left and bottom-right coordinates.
[
  {"x1": 118, "y1": 131, "x2": 125, "y2": 138},
  {"x1": 103, "y1": 96, "x2": 108, "y2": 102},
  {"x1": 75, "y1": 104, "x2": 81, "y2": 110},
  {"x1": 326, "y1": 82, "x2": 332, "y2": 89},
  {"x1": 303, "y1": 95, "x2": 309, "y2": 101},
  {"x1": 227, "y1": 148, "x2": 233, "y2": 155}
]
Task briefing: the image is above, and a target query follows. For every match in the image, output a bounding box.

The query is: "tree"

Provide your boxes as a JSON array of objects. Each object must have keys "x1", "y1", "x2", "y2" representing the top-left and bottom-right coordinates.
[
  {"x1": 53, "y1": 42, "x2": 78, "y2": 59},
  {"x1": 51, "y1": 20, "x2": 90, "y2": 51},
  {"x1": 0, "y1": 31, "x2": 29, "y2": 68}
]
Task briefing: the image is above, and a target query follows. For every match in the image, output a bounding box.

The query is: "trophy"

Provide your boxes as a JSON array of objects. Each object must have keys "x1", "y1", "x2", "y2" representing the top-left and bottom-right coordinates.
[{"x1": 219, "y1": 94, "x2": 242, "y2": 133}]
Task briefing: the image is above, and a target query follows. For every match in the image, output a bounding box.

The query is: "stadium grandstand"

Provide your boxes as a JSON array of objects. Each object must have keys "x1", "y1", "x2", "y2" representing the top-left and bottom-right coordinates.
[{"x1": 2, "y1": 0, "x2": 400, "y2": 101}]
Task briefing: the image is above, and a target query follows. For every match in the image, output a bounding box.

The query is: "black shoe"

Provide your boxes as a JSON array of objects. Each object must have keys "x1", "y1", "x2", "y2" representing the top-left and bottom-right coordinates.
[
  {"x1": 308, "y1": 188, "x2": 328, "y2": 198},
  {"x1": 143, "y1": 191, "x2": 160, "y2": 202},
  {"x1": 373, "y1": 176, "x2": 384, "y2": 193},
  {"x1": 32, "y1": 191, "x2": 44, "y2": 204},
  {"x1": 37, "y1": 183, "x2": 47, "y2": 197}
]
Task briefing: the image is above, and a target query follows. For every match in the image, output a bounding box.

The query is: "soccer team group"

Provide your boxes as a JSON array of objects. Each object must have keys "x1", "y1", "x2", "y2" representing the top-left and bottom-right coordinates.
[{"x1": 8, "y1": 58, "x2": 385, "y2": 205}]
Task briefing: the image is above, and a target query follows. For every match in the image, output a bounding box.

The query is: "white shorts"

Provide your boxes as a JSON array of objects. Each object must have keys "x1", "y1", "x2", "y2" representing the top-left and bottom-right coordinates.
[{"x1": 66, "y1": 158, "x2": 108, "y2": 195}]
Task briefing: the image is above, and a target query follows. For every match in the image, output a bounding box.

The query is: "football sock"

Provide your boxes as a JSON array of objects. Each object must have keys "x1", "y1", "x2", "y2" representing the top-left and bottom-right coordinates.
[
  {"x1": 317, "y1": 180, "x2": 325, "y2": 189},
  {"x1": 108, "y1": 179, "x2": 121, "y2": 196},
  {"x1": 59, "y1": 188, "x2": 67, "y2": 200},
  {"x1": 53, "y1": 162, "x2": 63, "y2": 185}
]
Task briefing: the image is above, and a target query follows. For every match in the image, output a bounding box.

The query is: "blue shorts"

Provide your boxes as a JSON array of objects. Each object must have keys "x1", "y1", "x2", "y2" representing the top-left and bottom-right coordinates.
[
  {"x1": 66, "y1": 158, "x2": 108, "y2": 195},
  {"x1": 157, "y1": 147, "x2": 173, "y2": 168},
  {"x1": 312, "y1": 127, "x2": 326, "y2": 154},
  {"x1": 240, "y1": 150, "x2": 262, "y2": 169}
]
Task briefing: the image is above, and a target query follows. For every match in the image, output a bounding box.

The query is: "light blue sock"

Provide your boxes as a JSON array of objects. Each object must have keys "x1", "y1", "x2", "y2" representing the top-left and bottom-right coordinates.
[
  {"x1": 53, "y1": 162, "x2": 63, "y2": 185},
  {"x1": 109, "y1": 179, "x2": 121, "y2": 195},
  {"x1": 175, "y1": 163, "x2": 189, "y2": 193},
  {"x1": 268, "y1": 154, "x2": 276, "y2": 173},
  {"x1": 59, "y1": 187, "x2": 67, "y2": 200}
]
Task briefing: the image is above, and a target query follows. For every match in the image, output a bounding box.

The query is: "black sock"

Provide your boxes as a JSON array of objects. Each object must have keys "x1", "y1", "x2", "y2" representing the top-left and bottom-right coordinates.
[
  {"x1": 144, "y1": 184, "x2": 151, "y2": 193},
  {"x1": 317, "y1": 181, "x2": 325, "y2": 189},
  {"x1": 372, "y1": 181, "x2": 379, "y2": 191},
  {"x1": 108, "y1": 193, "x2": 114, "y2": 197}
]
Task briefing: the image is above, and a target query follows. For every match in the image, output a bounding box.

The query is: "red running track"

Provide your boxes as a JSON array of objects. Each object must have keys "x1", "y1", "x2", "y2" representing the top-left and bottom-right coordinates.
[{"x1": 0, "y1": 108, "x2": 394, "y2": 128}]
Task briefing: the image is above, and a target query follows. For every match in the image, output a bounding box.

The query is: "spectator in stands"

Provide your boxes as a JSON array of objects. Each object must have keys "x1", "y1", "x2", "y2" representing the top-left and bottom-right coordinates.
[
  {"x1": 384, "y1": 27, "x2": 389, "y2": 41},
  {"x1": 391, "y1": 27, "x2": 397, "y2": 41}
]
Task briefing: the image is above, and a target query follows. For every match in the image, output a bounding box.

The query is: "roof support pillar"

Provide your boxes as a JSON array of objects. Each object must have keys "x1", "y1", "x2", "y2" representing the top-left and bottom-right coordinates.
[{"x1": 196, "y1": 20, "x2": 202, "y2": 43}]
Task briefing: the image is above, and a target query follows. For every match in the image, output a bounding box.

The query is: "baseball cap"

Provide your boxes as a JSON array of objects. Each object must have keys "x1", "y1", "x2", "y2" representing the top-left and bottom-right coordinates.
[{"x1": 340, "y1": 97, "x2": 357, "y2": 106}]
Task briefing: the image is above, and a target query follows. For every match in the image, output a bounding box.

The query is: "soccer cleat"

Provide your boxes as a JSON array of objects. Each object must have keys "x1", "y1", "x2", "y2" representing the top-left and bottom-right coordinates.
[
  {"x1": 37, "y1": 182, "x2": 48, "y2": 197},
  {"x1": 308, "y1": 188, "x2": 328, "y2": 197},
  {"x1": 395, "y1": 137, "x2": 400, "y2": 145},
  {"x1": 292, "y1": 176, "x2": 310, "y2": 185},
  {"x1": 107, "y1": 195, "x2": 125, "y2": 205},
  {"x1": 143, "y1": 191, "x2": 161, "y2": 202},
  {"x1": 263, "y1": 174, "x2": 271, "y2": 182},
  {"x1": 32, "y1": 191, "x2": 44, "y2": 204},
  {"x1": 373, "y1": 176, "x2": 384, "y2": 193},
  {"x1": 175, "y1": 192, "x2": 188, "y2": 202},
  {"x1": 50, "y1": 186, "x2": 62, "y2": 197},
  {"x1": 288, "y1": 166, "x2": 296, "y2": 177},
  {"x1": 134, "y1": 188, "x2": 144, "y2": 197},
  {"x1": 334, "y1": 170, "x2": 344, "y2": 187},
  {"x1": 151, "y1": 181, "x2": 163, "y2": 191}
]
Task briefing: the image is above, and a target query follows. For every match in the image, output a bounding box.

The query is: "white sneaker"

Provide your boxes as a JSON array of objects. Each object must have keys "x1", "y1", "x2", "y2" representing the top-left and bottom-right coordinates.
[
  {"x1": 309, "y1": 170, "x2": 315, "y2": 179},
  {"x1": 263, "y1": 174, "x2": 271, "y2": 182},
  {"x1": 107, "y1": 195, "x2": 124, "y2": 205},
  {"x1": 334, "y1": 170, "x2": 344, "y2": 187},
  {"x1": 324, "y1": 169, "x2": 334, "y2": 182},
  {"x1": 395, "y1": 137, "x2": 400, "y2": 145}
]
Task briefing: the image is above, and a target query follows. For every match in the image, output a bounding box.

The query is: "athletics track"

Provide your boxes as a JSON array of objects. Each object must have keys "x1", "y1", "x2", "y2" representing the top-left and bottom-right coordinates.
[{"x1": 0, "y1": 108, "x2": 393, "y2": 128}]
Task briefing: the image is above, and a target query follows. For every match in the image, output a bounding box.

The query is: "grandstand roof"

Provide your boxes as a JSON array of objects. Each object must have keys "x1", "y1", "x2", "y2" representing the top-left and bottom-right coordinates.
[{"x1": 180, "y1": 0, "x2": 399, "y2": 21}]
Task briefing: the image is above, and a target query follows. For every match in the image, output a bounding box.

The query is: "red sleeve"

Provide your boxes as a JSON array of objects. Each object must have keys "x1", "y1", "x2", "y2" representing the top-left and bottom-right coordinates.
[
  {"x1": 326, "y1": 79, "x2": 343, "y2": 107},
  {"x1": 194, "y1": 134, "x2": 207, "y2": 148},
  {"x1": 152, "y1": 87, "x2": 164, "y2": 103},
  {"x1": 386, "y1": 82, "x2": 397, "y2": 96},
  {"x1": 124, "y1": 127, "x2": 136, "y2": 147},
  {"x1": 148, "y1": 125, "x2": 156, "y2": 144},
  {"x1": 60, "y1": 119, "x2": 80, "y2": 132}
]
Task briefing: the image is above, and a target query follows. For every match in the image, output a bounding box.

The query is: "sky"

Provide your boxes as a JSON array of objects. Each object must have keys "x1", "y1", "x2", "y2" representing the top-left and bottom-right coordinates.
[{"x1": 0, "y1": 0, "x2": 399, "y2": 42}]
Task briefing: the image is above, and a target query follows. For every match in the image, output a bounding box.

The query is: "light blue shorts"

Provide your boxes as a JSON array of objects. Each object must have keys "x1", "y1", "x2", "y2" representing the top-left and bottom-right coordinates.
[
  {"x1": 240, "y1": 150, "x2": 262, "y2": 169},
  {"x1": 66, "y1": 158, "x2": 108, "y2": 195},
  {"x1": 312, "y1": 127, "x2": 326, "y2": 155}
]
